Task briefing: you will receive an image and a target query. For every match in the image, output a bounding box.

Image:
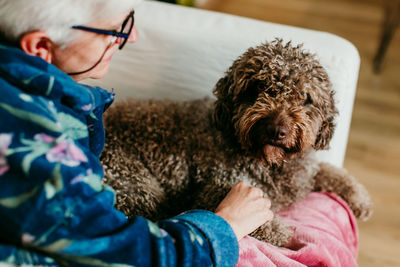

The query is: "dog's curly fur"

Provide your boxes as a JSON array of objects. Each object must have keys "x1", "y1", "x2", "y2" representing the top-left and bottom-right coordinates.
[{"x1": 101, "y1": 39, "x2": 372, "y2": 246}]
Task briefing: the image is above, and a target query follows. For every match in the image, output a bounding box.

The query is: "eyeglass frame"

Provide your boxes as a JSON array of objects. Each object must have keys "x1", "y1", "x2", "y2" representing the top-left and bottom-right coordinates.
[{"x1": 71, "y1": 10, "x2": 135, "y2": 50}]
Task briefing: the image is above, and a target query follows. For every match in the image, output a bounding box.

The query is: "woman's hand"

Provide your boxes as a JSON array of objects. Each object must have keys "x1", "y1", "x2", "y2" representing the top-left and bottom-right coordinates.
[{"x1": 215, "y1": 181, "x2": 274, "y2": 241}]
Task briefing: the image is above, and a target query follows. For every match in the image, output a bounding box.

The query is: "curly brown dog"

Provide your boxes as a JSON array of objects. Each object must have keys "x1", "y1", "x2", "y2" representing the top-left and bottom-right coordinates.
[{"x1": 101, "y1": 39, "x2": 372, "y2": 246}]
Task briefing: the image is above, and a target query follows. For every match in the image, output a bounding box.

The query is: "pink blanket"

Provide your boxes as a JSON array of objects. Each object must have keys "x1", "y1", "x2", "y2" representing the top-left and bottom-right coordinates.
[{"x1": 237, "y1": 192, "x2": 358, "y2": 267}]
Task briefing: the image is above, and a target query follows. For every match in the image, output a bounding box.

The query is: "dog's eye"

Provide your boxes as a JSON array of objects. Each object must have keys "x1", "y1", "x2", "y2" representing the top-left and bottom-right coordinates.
[{"x1": 301, "y1": 93, "x2": 313, "y2": 105}]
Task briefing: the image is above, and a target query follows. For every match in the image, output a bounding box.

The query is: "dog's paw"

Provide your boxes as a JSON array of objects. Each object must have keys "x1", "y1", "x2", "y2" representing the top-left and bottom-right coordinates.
[
  {"x1": 353, "y1": 202, "x2": 373, "y2": 221},
  {"x1": 348, "y1": 192, "x2": 373, "y2": 221},
  {"x1": 347, "y1": 183, "x2": 373, "y2": 221},
  {"x1": 250, "y1": 216, "x2": 293, "y2": 247}
]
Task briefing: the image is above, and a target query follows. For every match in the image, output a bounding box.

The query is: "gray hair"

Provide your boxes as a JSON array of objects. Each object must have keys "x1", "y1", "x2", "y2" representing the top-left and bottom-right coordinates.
[{"x1": 0, "y1": 0, "x2": 142, "y2": 46}]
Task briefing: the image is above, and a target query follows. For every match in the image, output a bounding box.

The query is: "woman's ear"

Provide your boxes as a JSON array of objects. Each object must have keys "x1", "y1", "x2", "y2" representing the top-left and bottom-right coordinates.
[{"x1": 19, "y1": 31, "x2": 53, "y2": 63}]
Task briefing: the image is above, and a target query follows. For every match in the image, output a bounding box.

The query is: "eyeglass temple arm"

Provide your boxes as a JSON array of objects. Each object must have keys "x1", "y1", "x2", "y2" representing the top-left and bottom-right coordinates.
[{"x1": 71, "y1": 26, "x2": 130, "y2": 38}]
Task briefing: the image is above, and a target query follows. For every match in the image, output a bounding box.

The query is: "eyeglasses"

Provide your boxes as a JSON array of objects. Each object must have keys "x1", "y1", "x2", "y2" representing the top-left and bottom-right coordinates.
[{"x1": 71, "y1": 10, "x2": 134, "y2": 50}]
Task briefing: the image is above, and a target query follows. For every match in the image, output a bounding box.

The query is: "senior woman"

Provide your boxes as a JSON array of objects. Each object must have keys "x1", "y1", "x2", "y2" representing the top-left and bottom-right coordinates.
[{"x1": 0, "y1": 0, "x2": 273, "y2": 266}]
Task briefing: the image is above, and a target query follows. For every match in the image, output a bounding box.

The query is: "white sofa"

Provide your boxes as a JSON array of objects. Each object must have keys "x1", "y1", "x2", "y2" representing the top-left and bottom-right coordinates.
[{"x1": 87, "y1": 0, "x2": 360, "y2": 168}]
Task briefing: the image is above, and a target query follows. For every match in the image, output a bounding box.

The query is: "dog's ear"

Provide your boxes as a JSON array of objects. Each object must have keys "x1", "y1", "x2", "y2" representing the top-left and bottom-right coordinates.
[
  {"x1": 312, "y1": 76, "x2": 338, "y2": 150},
  {"x1": 314, "y1": 93, "x2": 338, "y2": 150},
  {"x1": 314, "y1": 115, "x2": 336, "y2": 150},
  {"x1": 213, "y1": 75, "x2": 233, "y2": 131}
]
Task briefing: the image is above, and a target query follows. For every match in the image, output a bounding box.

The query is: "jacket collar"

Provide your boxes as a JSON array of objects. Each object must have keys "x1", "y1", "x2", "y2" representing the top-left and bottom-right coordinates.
[{"x1": 0, "y1": 44, "x2": 114, "y2": 114}]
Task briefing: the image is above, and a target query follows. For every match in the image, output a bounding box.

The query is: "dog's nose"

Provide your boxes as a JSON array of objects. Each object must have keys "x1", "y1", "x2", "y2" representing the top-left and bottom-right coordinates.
[
  {"x1": 277, "y1": 126, "x2": 288, "y2": 140},
  {"x1": 265, "y1": 124, "x2": 288, "y2": 140}
]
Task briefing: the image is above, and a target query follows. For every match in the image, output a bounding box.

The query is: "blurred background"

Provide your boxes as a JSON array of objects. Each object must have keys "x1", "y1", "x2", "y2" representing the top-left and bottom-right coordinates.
[{"x1": 162, "y1": 0, "x2": 400, "y2": 265}]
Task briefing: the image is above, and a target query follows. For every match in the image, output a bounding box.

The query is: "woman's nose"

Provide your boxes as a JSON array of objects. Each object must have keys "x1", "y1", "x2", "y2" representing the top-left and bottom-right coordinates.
[{"x1": 128, "y1": 25, "x2": 138, "y2": 43}]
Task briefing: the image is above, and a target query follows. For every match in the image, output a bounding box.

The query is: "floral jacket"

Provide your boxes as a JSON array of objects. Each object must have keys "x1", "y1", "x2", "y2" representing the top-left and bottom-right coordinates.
[{"x1": 0, "y1": 44, "x2": 238, "y2": 266}]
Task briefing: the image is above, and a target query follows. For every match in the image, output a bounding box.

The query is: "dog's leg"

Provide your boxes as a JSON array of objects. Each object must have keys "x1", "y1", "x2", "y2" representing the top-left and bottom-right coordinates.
[{"x1": 313, "y1": 162, "x2": 373, "y2": 221}]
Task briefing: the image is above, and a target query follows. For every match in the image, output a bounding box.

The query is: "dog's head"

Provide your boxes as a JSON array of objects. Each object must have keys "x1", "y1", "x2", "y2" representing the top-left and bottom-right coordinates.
[{"x1": 213, "y1": 39, "x2": 338, "y2": 165}]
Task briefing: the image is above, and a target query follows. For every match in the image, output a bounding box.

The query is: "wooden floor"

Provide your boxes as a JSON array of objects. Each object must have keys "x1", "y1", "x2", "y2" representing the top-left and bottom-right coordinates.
[{"x1": 200, "y1": 0, "x2": 400, "y2": 265}]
